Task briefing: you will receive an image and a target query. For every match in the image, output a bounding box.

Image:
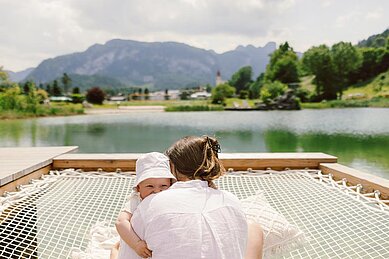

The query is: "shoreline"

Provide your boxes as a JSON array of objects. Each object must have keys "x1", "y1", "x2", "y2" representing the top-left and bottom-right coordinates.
[
  {"x1": 85, "y1": 105, "x2": 165, "y2": 114},
  {"x1": 1, "y1": 101, "x2": 389, "y2": 120}
]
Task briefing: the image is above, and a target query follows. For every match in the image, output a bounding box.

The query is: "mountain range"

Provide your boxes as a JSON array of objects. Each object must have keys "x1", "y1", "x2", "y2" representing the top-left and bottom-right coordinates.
[
  {"x1": 6, "y1": 68, "x2": 35, "y2": 82},
  {"x1": 22, "y1": 40, "x2": 277, "y2": 89}
]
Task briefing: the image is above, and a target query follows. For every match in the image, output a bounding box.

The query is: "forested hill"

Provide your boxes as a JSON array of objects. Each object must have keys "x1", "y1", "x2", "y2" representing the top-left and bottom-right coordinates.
[
  {"x1": 26, "y1": 40, "x2": 276, "y2": 89},
  {"x1": 358, "y1": 29, "x2": 389, "y2": 48}
]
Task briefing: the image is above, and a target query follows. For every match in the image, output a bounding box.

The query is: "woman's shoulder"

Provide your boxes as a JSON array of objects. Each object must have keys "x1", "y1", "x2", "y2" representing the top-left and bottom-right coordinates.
[{"x1": 219, "y1": 189, "x2": 241, "y2": 205}]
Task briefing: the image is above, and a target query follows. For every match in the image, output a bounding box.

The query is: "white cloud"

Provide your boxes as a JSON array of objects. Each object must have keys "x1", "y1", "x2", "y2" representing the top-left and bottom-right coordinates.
[
  {"x1": 335, "y1": 11, "x2": 361, "y2": 28},
  {"x1": 0, "y1": 0, "x2": 388, "y2": 71},
  {"x1": 365, "y1": 9, "x2": 383, "y2": 21},
  {"x1": 320, "y1": 0, "x2": 334, "y2": 7}
]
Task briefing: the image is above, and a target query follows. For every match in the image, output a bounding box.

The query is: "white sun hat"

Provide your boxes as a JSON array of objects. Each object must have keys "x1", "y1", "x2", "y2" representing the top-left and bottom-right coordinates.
[{"x1": 134, "y1": 152, "x2": 176, "y2": 187}]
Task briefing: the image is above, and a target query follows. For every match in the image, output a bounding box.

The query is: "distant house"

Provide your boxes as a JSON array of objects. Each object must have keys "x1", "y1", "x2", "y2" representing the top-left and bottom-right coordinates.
[
  {"x1": 49, "y1": 96, "x2": 72, "y2": 102},
  {"x1": 149, "y1": 90, "x2": 180, "y2": 100},
  {"x1": 190, "y1": 91, "x2": 211, "y2": 99},
  {"x1": 109, "y1": 96, "x2": 127, "y2": 102}
]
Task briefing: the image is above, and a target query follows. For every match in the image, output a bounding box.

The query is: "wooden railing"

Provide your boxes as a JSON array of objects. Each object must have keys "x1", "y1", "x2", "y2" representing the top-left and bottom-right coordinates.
[{"x1": 1, "y1": 148, "x2": 388, "y2": 199}]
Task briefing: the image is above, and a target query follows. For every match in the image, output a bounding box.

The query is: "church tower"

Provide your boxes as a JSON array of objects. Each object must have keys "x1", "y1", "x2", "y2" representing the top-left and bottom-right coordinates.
[{"x1": 216, "y1": 70, "x2": 224, "y2": 86}]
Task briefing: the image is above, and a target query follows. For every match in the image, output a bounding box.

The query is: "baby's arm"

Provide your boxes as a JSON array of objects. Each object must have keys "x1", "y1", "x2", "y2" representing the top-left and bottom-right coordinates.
[{"x1": 115, "y1": 211, "x2": 152, "y2": 258}]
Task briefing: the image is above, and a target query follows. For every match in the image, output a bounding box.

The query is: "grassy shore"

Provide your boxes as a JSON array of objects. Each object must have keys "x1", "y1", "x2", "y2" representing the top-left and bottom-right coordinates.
[
  {"x1": 0, "y1": 103, "x2": 84, "y2": 120},
  {"x1": 1, "y1": 97, "x2": 388, "y2": 120},
  {"x1": 301, "y1": 97, "x2": 389, "y2": 109}
]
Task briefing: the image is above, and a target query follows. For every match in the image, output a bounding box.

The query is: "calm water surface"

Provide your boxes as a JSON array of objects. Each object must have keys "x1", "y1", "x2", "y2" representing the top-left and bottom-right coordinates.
[{"x1": 1, "y1": 108, "x2": 389, "y2": 179}]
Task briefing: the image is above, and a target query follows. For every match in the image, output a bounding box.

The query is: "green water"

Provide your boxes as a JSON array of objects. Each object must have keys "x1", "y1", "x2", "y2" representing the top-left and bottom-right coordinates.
[{"x1": 1, "y1": 108, "x2": 388, "y2": 179}]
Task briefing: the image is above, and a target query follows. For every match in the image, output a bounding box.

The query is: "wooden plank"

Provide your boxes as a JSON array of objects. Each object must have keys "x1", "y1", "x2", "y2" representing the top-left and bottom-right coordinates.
[
  {"x1": 53, "y1": 153, "x2": 142, "y2": 171},
  {"x1": 53, "y1": 152, "x2": 337, "y2": 171},
  {"x1": 0, "y1": 146, "x2": 78, "y2": 186},
  {"x1": 220, "y1": 153, "x2": 337, "y2": 170},
  {"x1": 320, "y1": 163, "x2": 389, "y2": 200},
  {"x1": 0, "y1": 165, "x2": 51, "y2": 196}
]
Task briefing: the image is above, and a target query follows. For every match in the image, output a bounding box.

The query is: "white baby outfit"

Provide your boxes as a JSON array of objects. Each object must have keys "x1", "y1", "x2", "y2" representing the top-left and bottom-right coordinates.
[{"x1": 117, "y1": 152, "x2": 175, "y2": 259}]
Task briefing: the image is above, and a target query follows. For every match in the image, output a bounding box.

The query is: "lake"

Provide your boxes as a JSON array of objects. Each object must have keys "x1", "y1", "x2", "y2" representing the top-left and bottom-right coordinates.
[{"x1": 1, "y1": 108, "x2": 389, "y2": 179}]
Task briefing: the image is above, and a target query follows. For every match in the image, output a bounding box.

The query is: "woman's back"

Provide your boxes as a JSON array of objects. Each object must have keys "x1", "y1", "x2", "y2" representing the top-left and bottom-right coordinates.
[{"x1": 131, "y1": 180, "x2": 248, "y2": 259}]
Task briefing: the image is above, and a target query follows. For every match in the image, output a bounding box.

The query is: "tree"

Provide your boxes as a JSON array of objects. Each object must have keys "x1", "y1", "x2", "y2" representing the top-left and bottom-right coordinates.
[
  {"x1": 25, "y1": 82, "x2": 39, "y2": 113},
  {"x1": 0, "y1": 67, "x2": 8, "y2": 82},
  {"x1": 36, "y1": 89, "x2": 49, "y2": 104},
  {"x1": 61, "y1": 73, "x2": 72, "y2": 95},
  {"x1": 23, "y1": 81, "x2": 31, "y2": 94},
  {"x1": 46, "y1": 84, "x2": 52, "y2": 96},
  {"x1": 205, "y1": 84, "x2": 212, "y2": 93},
  {"x1": 302, "y1": 45, "x2": 337, "y2": 100},
  {"x1": 144, "y1": 88, "x2": 150, "y2": 100},
  {"x1": 179, "y1": 90, "x2": 190, "y2": 100},
  {"x1": 331, "y1": 42, "x2": 362, "y2": 98},
  {"x1": 164, "y1": 89, "x2": 169, "y2": 100},
  {"x1": 265, "y1": 42, "x2": 300, "y2": 84},
  {"x1": 52, "y1": 80, "x2": 62, "y2": 96},
  {"x1": 86, "y1": 87, "x2": 105, "y2": 105},
  {"x1": 72, "y1": 87, "x2": 80, "y2": 94},
  {"x1": 249, "y1": 73, "x2": 265, "y2": 99},
  {"x1": 228, "y1": 66, "x2": 253, "y2": 94},
  {"x1": 0, "y1": 86, "x2": 23, "y2": 110},
  {"x1": 0, "y1": 66, "x2": 17, "y2": 89},
  {"x1": 211, "y1": 83, "x2": 235, "y2": 104}
]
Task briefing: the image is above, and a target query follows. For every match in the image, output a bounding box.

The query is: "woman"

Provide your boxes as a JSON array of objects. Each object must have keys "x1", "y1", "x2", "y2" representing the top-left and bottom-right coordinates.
[{"x1": 113, "y1": 135, "x2": 263, "y2": 259}]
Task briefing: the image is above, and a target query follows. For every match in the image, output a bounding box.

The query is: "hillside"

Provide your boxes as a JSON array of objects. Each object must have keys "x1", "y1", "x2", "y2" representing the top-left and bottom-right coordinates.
[
  {"x1": 358, "y1": 29, "x2": 389, "y2": 48},
  {"x1": 300, "y1": 70, "x2": 389, "y2": 100},
  {"x1": 26, "y1": 40, "x2": 276, "y2": 89},
  {"x1": 343, "y1": 70, "x2": 389, "y2": 99}
]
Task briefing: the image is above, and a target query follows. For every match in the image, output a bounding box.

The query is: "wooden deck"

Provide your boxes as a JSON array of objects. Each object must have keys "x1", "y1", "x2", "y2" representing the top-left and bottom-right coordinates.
[
  {"x1": 1, "y1": 147, "x2": 388, "y2": 199},
  {"x1": 0, "y1": 146, "x2": 78, "y2": 194}
]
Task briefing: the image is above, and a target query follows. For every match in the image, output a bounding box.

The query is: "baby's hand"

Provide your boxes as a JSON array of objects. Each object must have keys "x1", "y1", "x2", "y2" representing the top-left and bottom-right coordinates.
[{"x1": 135, "y1": 240, "x2": 152, "y2": 258}]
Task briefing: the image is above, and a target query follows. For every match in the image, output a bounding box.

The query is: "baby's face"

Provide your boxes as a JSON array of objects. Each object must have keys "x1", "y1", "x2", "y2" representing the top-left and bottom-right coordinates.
[{"x1": 137, "y1": 178, "x2": 171, "y2": 199}]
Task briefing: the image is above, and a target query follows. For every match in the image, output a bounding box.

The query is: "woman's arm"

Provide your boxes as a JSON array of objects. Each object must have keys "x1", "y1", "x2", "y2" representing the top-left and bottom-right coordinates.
[
  {"x1": 115, "y1": 211, "x2": 152, "y2": 258},
  {"x1": 244, "y1": 221, "x2": 264, "y2": 259}
]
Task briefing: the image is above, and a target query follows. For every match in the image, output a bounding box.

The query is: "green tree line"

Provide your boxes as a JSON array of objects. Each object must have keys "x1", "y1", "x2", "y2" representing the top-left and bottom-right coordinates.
[{"x1": 212, "y1": 33, "x2": 389, "y2": 104}]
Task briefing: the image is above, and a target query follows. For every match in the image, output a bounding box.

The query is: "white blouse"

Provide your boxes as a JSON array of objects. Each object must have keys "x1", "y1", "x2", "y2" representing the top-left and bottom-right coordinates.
[{"x1": 131, "y1": 180, "x2": 248, "y2": 259}]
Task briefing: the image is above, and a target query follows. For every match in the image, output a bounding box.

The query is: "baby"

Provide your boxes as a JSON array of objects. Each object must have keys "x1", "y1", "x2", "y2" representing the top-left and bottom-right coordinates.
[{"x1": 115, "y1": 152, "x2": 176, "y2": 259}]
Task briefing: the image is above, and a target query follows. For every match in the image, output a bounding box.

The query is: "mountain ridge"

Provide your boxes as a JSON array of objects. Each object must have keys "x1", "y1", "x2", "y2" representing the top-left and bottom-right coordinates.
[
  {"x1": 6, "y1": 68, "x2": 35, "y2": 82},
  {"x1": 25, "y1": 39, "x2": 277, "y2": 89}
]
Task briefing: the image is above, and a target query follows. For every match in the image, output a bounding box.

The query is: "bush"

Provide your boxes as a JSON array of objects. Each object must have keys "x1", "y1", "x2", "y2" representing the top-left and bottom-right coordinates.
[
  {"x1": 0, "y1": 86, "x2": 24, "y2": 110},
  {"x1": 239, "y1": 90, "x2": 249, "y2": 99},
  {"x1": 260, "y1": 81, "x2": 287, "y2": 104},
  {"x1": 71, "y1": 94, "x2": 85, "y2": 104},
  {"x1": 179, "y1": 90, "x2": 190, "y2": 100},
  {"x1": 211, "y1": 83, "x2": 235, "y2": 104},
  {"x1": 86, "y1": 87, "x2": 105, "y2": 105},
  {"x1": 36, "y1": 89, "x2": 49, "y2": 104},
  {"x1": 295, "y1": 88, "x2": 311, "y2": 103}
]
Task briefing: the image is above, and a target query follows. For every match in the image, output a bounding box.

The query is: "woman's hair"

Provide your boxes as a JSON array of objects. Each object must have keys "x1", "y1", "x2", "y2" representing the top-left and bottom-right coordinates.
[{"x1": 165, "y1": 135, "x2": 225, "y2": 188}]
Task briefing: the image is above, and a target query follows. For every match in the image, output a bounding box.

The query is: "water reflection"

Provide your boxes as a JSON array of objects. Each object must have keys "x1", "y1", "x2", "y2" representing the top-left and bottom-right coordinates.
[
  {"x1": 263, "y1": 129, "x2": 389, "y2": 178},
  {"x1": 0, "y1": 109, "x2": 388, "y2": 178}
]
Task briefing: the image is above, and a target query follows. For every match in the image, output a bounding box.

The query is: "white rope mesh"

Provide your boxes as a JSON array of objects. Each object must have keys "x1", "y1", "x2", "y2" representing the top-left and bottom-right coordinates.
[{"x1": 1, "y1": 169, "x2": 389, "y2": 258}]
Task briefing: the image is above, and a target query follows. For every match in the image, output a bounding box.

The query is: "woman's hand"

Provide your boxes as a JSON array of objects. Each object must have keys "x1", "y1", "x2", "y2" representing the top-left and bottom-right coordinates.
[{"x1": 134, "y1": 240, "x2": 152, "y2": 258}]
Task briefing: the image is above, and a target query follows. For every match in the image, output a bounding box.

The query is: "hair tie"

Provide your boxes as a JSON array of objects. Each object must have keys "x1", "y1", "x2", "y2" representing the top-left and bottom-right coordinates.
[
  {"x1": 212, "y1": 143, "x2": 221, "y2": 153},
  {"x1": 205, "y1": 136, "x2": 221, "y2": 154}
]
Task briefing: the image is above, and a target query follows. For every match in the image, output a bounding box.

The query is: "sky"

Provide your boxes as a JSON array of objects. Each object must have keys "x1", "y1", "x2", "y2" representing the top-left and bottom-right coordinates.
[{"x1": 0, "y1": 0, "x2": 388, "y2": 72}]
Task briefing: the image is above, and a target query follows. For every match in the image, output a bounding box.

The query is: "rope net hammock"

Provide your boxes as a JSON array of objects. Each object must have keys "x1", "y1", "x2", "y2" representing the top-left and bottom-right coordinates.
[{"x1": 1, "y1": 169, "x2": 388, "y2": 258}]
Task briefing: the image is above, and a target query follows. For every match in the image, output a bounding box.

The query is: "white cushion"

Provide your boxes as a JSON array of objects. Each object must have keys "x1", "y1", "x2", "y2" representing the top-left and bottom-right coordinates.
[{"x1": 241, "y1": 191, "x2": 306, "y2": 258}]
